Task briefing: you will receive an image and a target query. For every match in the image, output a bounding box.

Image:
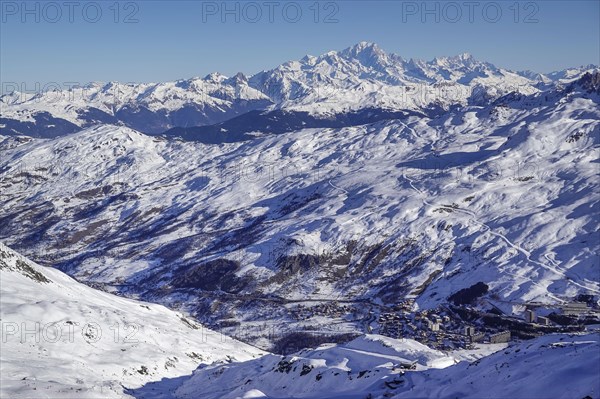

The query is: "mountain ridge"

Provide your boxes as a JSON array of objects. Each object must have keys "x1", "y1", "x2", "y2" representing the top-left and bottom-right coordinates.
[{"x1": 2, "y1": 42, "x2": 597, "y2": 139}]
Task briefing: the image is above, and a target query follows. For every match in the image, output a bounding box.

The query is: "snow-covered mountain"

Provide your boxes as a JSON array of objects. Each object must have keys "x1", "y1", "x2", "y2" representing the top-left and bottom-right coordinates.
[
  {"x1": 391, "y1": 333, "x2": 600, "y2": 399},
  {"x1": 0, "y1": 242, "x2": 264, "y2": 398},
  {"x1": 1, "y1": 42, "x2": 600, "y2": 398},
  {"x1": 172, "y1": 333, "x2": 600, "y2": 399},
  {"x1": 2, "y1": 42, "x2": 596, "y2": 139},
  {"x1": 249, "y1": 43, "x2": 536, "y2": 114},
  {"x1": 175, "y1": 334, "x2": 460, "y2": 399},
  {"x1": 1, "y1": 71, "x2": 598, "y2": 348},
  {"x1": 3, "y1": 245, "x2": 597, "y2": 398},
  {"x1": 0, "y1": 75, "x2": 272, "y2": 137}
]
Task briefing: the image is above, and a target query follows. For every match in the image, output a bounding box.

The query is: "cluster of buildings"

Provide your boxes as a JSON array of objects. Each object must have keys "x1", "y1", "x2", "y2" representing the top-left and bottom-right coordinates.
[
  {"x1": 376, "y1": 306, "x2": 505, "y2": 350},
  {"x1": 523, "y1": 300, "x2": 596, "y2": 324},
  {"x1": 561, "y1": 301, "x2": 592, "y2": 316},
  {"x1": 289, "y1": 302, "x2": 355, "y2": 321},
  {"x1": 282, "y1": 297, "x2": 597, "y2": 352},
  {"x1": 524, "y1": 309, "x2": 551, "y2": 325},
  {"x1": 376, "y1": 304, "x2": 513, "y2": 348},
  {"x1": 375, "y1": 297, "x2": 598, "y2": 349}
]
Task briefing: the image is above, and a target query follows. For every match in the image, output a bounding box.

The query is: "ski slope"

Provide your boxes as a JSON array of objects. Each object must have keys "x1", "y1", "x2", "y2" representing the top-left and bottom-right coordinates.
[{"x1": 0, "y1": 242, "x2": 264, "y2": 398}]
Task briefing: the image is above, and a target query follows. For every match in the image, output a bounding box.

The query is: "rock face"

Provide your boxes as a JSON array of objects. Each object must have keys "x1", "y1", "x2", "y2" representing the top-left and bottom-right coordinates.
[{"x1": 573, "y1": 71, "x2": 600, "y2": 94}]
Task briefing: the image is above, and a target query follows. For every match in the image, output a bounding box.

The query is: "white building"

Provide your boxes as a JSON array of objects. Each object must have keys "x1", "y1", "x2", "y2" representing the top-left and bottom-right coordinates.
[{"x1": 428, "y1": 320, "x2": 440, "y2": 332}]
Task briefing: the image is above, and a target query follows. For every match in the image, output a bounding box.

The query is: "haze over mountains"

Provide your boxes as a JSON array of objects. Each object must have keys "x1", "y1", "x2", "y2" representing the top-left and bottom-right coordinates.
[{"x1": 1, "y1": 42, "x2": 599, "y2": 398}]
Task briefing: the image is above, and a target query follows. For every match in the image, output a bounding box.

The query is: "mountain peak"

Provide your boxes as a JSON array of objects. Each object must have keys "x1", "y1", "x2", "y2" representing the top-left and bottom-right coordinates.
[
  {"x1": 353, "y1": 41, "x2": 379, "y2": 51},
  {"x1": 343, "y1": 41, "x2": 383, "y2": 56},
  {"x1": 570, "y1": 71, "x2": 600, "y2": 94},
  {"x1": 300, "y1": 54, "x2": 317, "y2": 65},
  {"x1": 457, "y1": 52, "x2": 473, "y2": 60},
  {"x1": 203, "y1": 72, "x2": 227, "y2": 83},
  {"x1": 433, "y1": 52, "x2": 475, "y2": 65},
  {"x1": 233, "y1": 72, "x2": 248, "y2": 83},
  {"x1": 338, "y1": 41, "x2": 390, "y2": 67}
]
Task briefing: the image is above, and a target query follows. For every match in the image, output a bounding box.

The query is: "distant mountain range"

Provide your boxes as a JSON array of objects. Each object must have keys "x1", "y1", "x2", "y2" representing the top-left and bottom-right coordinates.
[{"x1": 1, "y1": 42, "x2": 597, "y2": 140}]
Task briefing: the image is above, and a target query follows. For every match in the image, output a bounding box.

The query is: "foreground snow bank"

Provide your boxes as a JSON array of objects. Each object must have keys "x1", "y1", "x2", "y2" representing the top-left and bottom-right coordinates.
[
  {"x1": 174, "y1": 333, "x2": 599, "y2": 399},
  {"x1": 175, "y1": 334, "x2": 456, "y2": 399},
  {"x1": 0, "y1": 242, "x2": 264, "y2": 398}
]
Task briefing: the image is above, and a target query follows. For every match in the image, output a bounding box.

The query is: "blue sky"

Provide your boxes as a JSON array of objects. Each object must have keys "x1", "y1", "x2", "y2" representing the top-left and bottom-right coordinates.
[{"x1": 0, "y1": 0, "x2": 598, "y2": 91}]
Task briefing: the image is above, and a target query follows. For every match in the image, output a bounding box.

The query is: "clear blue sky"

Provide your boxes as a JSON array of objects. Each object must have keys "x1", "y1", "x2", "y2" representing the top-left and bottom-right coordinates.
[{"x1": 1, "y1": 0, "x2": 598, "y2": 91}]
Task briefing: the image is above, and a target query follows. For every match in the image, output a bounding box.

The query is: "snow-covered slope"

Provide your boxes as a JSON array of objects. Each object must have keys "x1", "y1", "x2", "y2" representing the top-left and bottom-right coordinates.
[
  {"x1": 0, "y1": 74, "x2": 272, "y2": 136},
  {"x1": 172, "y1": 333, "x2": 599, "y2": 399},
  {"x1": 3, "y1": 42, "x2": 595, "y2": 138},
  {"x1": 1, "y1": 72, "x2": 598, "y2": 346},
  {"x1": 175, "y1": 334, "x2": 457, "y2": 399},
  {"x1": 249, "y1": 42, "x2": 540, "y2": 115},
  {"x1": 0, "y1": 242, "x2": 264, "y2": 398},
  {"x1": 392, "y1": 333, "x2": 600, "y2": 399}
]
